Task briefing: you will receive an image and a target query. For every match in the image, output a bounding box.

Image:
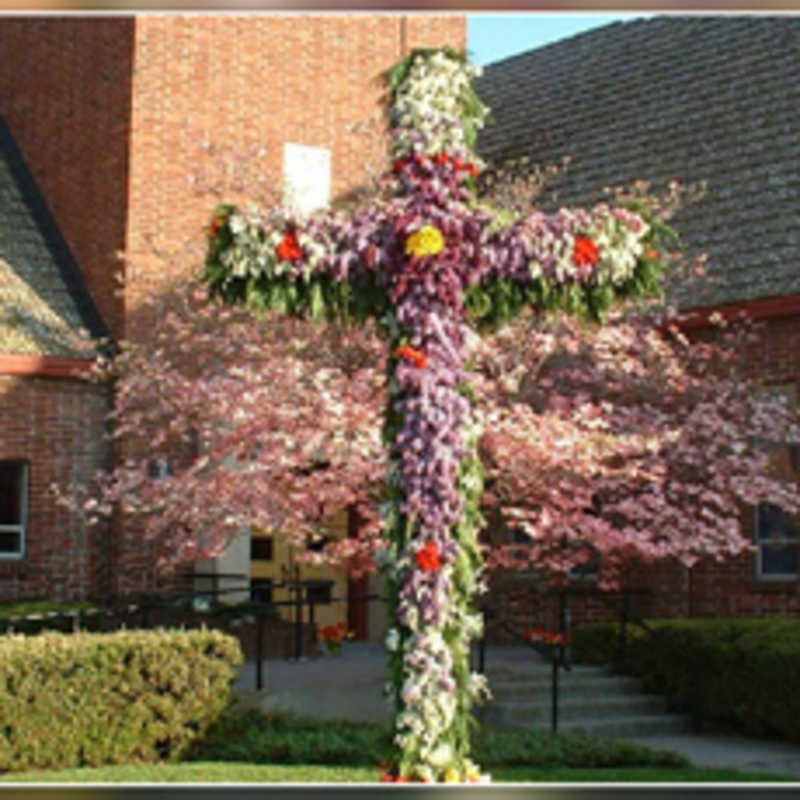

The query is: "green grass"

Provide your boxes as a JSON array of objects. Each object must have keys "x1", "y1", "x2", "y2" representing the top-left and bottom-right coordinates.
[
  {"x1": 185, "y1": 707, "x2": 692, "y2": 769},
  {"x1": 0, "y1": 600, "x2": 93, "y2": 619},
  {"x1": 0, "y1": 707, "x2": 796, "y2": 784},
  {"x1": 1, "y1": 763, "x2": 794, "y2": 783}
]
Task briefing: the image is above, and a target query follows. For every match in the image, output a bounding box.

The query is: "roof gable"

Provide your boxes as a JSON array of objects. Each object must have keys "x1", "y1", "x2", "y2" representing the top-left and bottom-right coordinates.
[
  {"x1": 476, "y1": 15, "x2": 800, "y2": 310},
  {"x1": 0, "y1": 113, "x2": 108, "y2": 358}
]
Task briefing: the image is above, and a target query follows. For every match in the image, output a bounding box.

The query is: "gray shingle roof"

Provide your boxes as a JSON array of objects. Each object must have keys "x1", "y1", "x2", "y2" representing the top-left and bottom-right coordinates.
[
  {"x1": 0, "y1": 114, "x2": 108, "y2": 358},
  {"x1": 475, "y1": 15, "x2": 800, "y2": 310}
]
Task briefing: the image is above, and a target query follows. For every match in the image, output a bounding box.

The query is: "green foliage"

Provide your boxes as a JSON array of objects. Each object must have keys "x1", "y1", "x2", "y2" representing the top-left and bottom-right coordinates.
[
  {"x1": 205, "y1": 230, "x2": 390, "y2": 329},
  {"x1": 570, "y1": 622, "x2": 621, "y2": 665},
  {"x1": 6, "y1": 763, "x2": 791, "y2": 783},
  {"x1": 0, "y1": 600, "x2": 93, "y2": 619},
  {"x1": 0, "y1": 629, "x2": 242, "y2": 773},
  {"x1": 573, "y1": 618, "x2": 800, "y2": 743},
  {"x1": 187, "y1": 708, "x2": 688, "y2": 769}
]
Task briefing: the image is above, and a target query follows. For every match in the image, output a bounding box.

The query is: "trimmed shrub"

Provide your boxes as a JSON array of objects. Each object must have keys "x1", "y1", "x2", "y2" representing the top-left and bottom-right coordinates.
[
  {"x1": 0, "y1": 628, "x2": 242, "y2": 773},
  {"x1": 187, "y1": 708, "x2": 689, "y2": 768},
  {"x1": 570, "y1": 622, "x2": 621, "y2": 665},
  {"x1": 573, "y1": 617, "x2": 800, "y2": 743}
]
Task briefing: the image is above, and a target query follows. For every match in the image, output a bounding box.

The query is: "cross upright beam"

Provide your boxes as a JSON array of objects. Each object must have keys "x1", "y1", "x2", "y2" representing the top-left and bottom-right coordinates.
[{"x1": 204, "y1": 47, "x2": 668, "y2": 783}]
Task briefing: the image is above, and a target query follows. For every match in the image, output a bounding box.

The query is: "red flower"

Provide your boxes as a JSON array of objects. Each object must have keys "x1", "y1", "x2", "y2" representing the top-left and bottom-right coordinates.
[
  {"x1": 275, "y1": 231, "x2": 303, "y2": 262},
  {"x1": 434, "y1": 152, "x2": 450, "y2": 165},
  {"x1": 207, "y1": 216, "x2": 225, "y2": 239},
  {"x1": 452, "y1": 157, "x2": 465, "y2": 170},
  {"x1": 393, "y1": 159, "x2": 408, "y2": 173},
  {"x1": 524, "y1": 627, "x2": 566, "y2": 645},
  {"x1": 413, "y1": 153, "x2": 426, "y2": 165},
  {"x1": 572, "y1": 236, "x2": 599, "y2": 267},
  {"x1": 466, "y1": 163, "x2": 480, "y2": 178},
  {"x1": 380, "y1": 772, "x2": 410, "y2": 783},
  {"x1": 415, "y1": 541, "x2": 441, "y2": 572},
  {"x1": 394, "y1": 345, "x2": 427, "y2": 369}
]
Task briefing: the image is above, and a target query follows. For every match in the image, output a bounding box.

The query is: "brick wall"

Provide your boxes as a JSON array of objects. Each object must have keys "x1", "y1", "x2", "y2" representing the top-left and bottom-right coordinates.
[
  {"x1": 123, "y1": 14, "x2": 466, "y2": 341},
  {"x1": 0, "y1": 374, "x2": 110, "y2": 602}
]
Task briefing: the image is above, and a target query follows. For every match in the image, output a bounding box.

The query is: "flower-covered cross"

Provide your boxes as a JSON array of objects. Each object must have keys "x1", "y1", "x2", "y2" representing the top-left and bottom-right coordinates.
[{"x1": 203, "y1": 48, "x2": 667, "y2": 783}]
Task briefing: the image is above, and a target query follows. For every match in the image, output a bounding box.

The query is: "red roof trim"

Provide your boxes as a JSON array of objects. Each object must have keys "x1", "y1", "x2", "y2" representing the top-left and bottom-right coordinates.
[
  {"x1": 675, "y1": 294, "x2": 800, "y2": 330},
  {"x1": 0, "y1": 354, "x2": 95, "y2": 380}
]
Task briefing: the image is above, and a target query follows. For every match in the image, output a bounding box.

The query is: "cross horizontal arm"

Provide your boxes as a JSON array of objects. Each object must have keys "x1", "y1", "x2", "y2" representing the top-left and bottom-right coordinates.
[
  {"x1": 464, "y1": 202, "x2": 668, "y2": 331},
  {"x1": 204, "y1": 202, "x2": 397, "y2": 324}
]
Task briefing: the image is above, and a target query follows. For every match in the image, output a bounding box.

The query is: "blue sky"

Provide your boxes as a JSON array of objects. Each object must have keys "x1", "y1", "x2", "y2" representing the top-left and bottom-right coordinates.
[{"x1": 467, "y1": 13, "x2": 655, "y2": 66}]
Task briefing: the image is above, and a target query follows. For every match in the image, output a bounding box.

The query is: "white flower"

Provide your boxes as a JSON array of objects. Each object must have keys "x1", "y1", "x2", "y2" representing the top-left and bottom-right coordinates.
[
  {"x1": 385, "y1": 627, "x2": 400, "y2": 652},
  {"x1": 402, "y1": 679, "x2": 422, "y2": 705},
  {"x1": 228, "y1": 213, "x2": 246, "y2": 235},
  {"x1": 427, "y1": 742, "x2": 453, "y2": 768}
]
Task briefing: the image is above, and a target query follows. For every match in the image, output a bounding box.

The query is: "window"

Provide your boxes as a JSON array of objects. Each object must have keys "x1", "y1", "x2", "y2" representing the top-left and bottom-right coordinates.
[
  {"x1": 305, "y1": 580, "x2": 333, "y2": 605},
  {"x1": 306, "y1": 535, "x2": 330, "y2": 554},
  {"x1": 508, "y1": 526, "x2": 599, "y2": 581},
  {"x1": 0, "y1": 461, "x2": 27, "y2": 558},
  {"x1": 250, "y1": 578, "x2": 273, "y2": 604},
  {"x1": 755, "y1": 502, "x2": 799, "y2": 580},
  {"x1": 148, "y1": 458, "x2": 172, "y2": 478},
  {"x1": 250, "y1": 537, "x2": 274, "y2": 562}
]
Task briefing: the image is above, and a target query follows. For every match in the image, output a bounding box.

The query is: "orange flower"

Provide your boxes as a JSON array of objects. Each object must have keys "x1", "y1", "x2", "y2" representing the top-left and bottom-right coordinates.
[
  {"x1": 415, "y1": 541, "x2": 441, "y2": 572},
  {"x1": 275, "y1": 231, "x2": 303, "y2": 262},
  {"x1": 524, "y1": 627, "x2": 566, "y2": 645},
  {"x1": 207, "y1": 216, "x2": 225, "y2": 239},
  {"x1": 434, "y1": 152, "x2": 450, "y2": 165},
  {"x1": 466, "y1": 163, "x2": 480, "y2": 178},
  {"x1": 572, "y1": 236, "x2": 599, "y2": 267},
  {"x1": 644, "y1": 247, "x2": 659, "y2": 260},
  {"x1": 394, "y1": 345, "x2": 427, "y2": 369}
]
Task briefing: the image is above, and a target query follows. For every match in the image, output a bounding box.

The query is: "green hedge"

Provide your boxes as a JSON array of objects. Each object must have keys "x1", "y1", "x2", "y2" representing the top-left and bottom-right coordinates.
[
  {"x1": 0, "y1": 628, "x2": 242, "y2": 773},
  {"x1": 572, "y1": 617, "x2": 800, "y2": 743},
  {"x1": 188, "y1": 708, "x2": 689, "y2": 769}
]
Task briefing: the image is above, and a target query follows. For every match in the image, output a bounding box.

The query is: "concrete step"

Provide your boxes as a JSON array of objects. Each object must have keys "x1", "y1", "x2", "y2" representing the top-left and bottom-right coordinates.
[
  {"x1": 481, "y1": 661, "x2": 691, "y2": 738},
  {"x1": 481, "y1": 705, "x2": 692, "y2": 737},
  {"x1": 485, "y1": 693, "x2": 668, "y2": 724},
  {"x1": 485, "y1": 662, "x2": 627, "y2": 683},
  {"x1": 490, "y1": 674, "x2": 645, "y2": 700},
  {"x1": 554, "y1": 714, "x2": 693, "y2": 738}
]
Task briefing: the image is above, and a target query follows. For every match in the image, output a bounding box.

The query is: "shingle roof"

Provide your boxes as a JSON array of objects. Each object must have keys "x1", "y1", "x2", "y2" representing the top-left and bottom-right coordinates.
[
  {"x1": 0, "y1": 114, "x2": 108, "y2": 358},
  {"x1": 475, "y1": 15, "x2": 800, "y2": 310}
]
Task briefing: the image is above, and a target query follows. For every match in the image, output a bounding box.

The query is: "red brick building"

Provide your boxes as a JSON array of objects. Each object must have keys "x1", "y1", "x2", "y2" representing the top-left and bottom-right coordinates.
[
  {"x1": 0, "y1": 14, "x2": 466, "y2": 603},
  {"x1": 476, "y1": 15, "x2": 800, "y2": 628},
  {"x1": 2, "y1": 14, "x2": 798, "y2": 631}
]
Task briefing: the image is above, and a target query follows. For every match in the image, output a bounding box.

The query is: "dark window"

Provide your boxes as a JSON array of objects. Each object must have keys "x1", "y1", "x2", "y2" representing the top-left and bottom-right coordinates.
[
  {"x1": 250, "y1": 578, "x2": 273, "y2": 604},
  {"x1": 148, "y1": 458, "x2": 172, "y2": 479},
  {"x1": 305, "y1": 580, "x2": 333, "y2": 604},
  {"x1": 307, "y1": 536, "x2": 330, "y2": 553},
  {"x1": 0, "y1": 461, "x2": 27, "y2": 557},
  {"x1": 756, "y1": 502, "x2": 799, "y2": 579},
  {"x1": 250, "y1": 537, "x2": 273, "y2": 561}
]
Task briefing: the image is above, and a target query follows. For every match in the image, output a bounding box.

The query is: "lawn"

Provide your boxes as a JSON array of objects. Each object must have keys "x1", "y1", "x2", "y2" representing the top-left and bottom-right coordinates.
[
  {"x1": 0, "y1": 763, "x2": 794, "y2": 783},
  {"x1": 0, "y1": 708, "x2": 796, "y2": 783}
]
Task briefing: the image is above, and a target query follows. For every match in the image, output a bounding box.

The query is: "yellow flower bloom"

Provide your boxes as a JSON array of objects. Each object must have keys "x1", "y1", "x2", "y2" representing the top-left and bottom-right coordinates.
[
  {"x1": 444, "y1": 767, "x2": 461, "y2": 783},
  {"x1": 405, "y1": 225, "x2": 445, "y2": 257}
]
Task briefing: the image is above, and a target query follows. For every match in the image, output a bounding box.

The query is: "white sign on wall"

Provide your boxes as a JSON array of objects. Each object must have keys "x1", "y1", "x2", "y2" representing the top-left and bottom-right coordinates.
[{"x1": 283, "y1": 142, "x2": 331, "y2": 216}]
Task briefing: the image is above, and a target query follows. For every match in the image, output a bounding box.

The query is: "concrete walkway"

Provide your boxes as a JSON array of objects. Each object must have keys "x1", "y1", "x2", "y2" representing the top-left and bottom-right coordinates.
[{"x1": 232, "y1": 642, "x2": 800, "y2": 779}]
